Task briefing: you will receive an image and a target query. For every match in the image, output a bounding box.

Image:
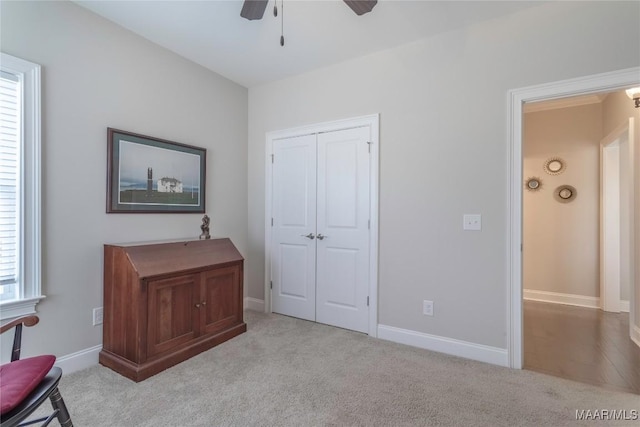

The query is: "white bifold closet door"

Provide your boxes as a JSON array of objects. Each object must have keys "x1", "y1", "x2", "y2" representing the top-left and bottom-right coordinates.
[
  {"x1": 271, "y1": 134, "x2": 317, "y2": 321},
  {"x1": 271, "y1": 126, "x2": 370, "y2": 333}
]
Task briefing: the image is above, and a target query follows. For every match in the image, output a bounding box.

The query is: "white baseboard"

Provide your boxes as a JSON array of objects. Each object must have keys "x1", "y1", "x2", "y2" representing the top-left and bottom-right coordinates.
[
  {"x1": 55, "y1": 344, "x2": 101, "y2": 375},
  {"x1": 244, "y1": 297, "x2": 265, "y2": 312},
  {"x1": 523, "y1": 289, "x2": 600, "y2": 309},
  {"x1": 632, "y1": 325, "x2": 640, "y2": 349},
  {"x1": 377, "y1": 324, "x2": 508, "y2": 367},
  {"x1": 524, "y1": 289, "x2": 632, "y2": 312},
  {"x1": 620, "y1": 300, "x2": 630, "y2": 313}
]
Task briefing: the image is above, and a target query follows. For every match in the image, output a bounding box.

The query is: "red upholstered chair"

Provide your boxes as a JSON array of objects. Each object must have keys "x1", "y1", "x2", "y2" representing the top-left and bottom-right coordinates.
[{"x1": 0, "y1": 316, "x2": 73, "y2": 427}]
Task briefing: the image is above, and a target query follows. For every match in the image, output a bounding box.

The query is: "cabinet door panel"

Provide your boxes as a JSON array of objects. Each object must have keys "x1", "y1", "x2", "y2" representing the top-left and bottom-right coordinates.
[
  {"x1": 147, "y1": 274, "x2": 199, "y2": 358},
  {"x1": 201, "y1": 266, "x2": 241, "y2": 335}
]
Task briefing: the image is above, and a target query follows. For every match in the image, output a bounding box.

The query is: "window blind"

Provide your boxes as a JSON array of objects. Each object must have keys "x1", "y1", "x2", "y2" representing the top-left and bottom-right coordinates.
[{"x1": 0, "y1": 70, "x2": 20, "y2": 301}]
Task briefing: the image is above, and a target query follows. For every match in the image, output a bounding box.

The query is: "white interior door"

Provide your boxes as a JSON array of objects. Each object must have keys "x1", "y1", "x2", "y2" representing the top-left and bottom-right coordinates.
[
  {"x1": 271, "y1": 134, "x2": 317, "y2": 321},
  {"x1": 270, "y1": 126, "x2": 371, "y2": 333},
  {"x1": 316, "y1": 127, "x2": 371, "y2": 333}
]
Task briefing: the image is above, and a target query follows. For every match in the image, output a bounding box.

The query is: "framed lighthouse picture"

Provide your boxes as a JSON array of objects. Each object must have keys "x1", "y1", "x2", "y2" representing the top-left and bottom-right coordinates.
[{"x1": 107, "y1": 128, "x2": 206, "y2": 213}]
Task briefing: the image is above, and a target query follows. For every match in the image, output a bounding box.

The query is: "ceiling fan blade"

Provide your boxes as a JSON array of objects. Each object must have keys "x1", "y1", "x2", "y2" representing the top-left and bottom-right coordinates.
[
  {"x1": 343, "y1": 0, "x2": 377, "y2": 16},
  {"x1": 241, "y1": 0, "x2": 269, "y2": 20}
]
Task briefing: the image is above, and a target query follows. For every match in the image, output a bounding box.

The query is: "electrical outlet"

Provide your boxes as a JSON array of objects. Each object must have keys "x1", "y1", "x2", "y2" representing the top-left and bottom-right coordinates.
[
  {"x1": 93, "y1": 307, "x2": 103, "y2": 326},
  {"x1": 423, "y1": 300, "x2": 434, "y2": 316},
  {"x1": 463, "y1": 214, "x2": 482, "y2": 231}
]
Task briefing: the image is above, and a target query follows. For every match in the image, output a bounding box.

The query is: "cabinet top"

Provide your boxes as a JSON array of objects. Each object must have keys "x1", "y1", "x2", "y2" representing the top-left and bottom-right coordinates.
[{"x1": 105, "y1": 238, "x2": 243, "y2": 278}]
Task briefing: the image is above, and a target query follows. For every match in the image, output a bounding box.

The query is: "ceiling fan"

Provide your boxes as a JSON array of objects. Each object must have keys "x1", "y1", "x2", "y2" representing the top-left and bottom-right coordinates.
[{"x1": 240, "y1": 0, "x2": 378, "y2": 21}]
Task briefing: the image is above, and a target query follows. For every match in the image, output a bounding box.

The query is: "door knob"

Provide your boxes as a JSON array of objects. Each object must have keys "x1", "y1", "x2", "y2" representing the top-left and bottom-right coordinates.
[
  {"x1": 301, "y1": 233, "x2": 315, "y2": 239},
  {"x1": 316, "y1": 234, "x2": 326, "y2": 240},
  {"x1": 194, "y1": 303, "x2": 201, "y2": 308}
]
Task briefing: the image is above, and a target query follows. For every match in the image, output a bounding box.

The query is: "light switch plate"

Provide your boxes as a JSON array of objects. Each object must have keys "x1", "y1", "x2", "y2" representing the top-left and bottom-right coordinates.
[
  {"x1": 423, "y1": 300, "x2": 434, "y2": 316},
  {"x1": 463, "y1": 214, "x2": 482, "y2": 231}
]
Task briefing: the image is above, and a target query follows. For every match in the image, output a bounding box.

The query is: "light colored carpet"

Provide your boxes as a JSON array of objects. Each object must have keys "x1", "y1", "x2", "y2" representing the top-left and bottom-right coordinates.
[{"x1": 43, "y1": 311, "x2": 638, "y2": 426}]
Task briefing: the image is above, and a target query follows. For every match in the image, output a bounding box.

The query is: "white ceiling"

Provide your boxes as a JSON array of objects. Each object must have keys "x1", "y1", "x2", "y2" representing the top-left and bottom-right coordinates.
[{"x1": 74, "y1": 0, "x2": 547, "y2": 88}]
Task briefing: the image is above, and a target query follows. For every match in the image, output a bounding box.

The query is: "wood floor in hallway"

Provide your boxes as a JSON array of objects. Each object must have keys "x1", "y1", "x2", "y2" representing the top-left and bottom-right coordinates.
[{"x1": 524, "y1": 300, "x2": 640, "y2": 394}]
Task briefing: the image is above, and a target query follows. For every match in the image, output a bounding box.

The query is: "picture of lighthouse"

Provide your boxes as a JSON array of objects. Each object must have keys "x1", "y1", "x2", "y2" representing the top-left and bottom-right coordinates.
[
  {"x1": 108, "y1": 128, "x2": 206, "y2": 213},
  {"x1": 147, "y1": 167, "x2": 153, "y2": 196}
]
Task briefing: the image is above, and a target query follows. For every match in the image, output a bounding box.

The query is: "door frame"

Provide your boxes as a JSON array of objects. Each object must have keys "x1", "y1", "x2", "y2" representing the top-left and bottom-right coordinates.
[
  {"x1": 507, "y1": 67, "x2": 639, "y2": 368},
  {"x1": 601, "y1": 138, "x2": 621, "y2": 313},
  {"x1": 600, "y1": 119, "x2": 634, "y2": 313},
  {"x1": 264, "y1": 114, "x2": 380, "y2": 337}
]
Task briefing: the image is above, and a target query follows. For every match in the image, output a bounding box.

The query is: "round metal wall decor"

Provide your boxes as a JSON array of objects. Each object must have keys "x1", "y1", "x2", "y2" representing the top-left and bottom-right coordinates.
[
  {"x1": 544, "y1": 157, "x2": 566, "y2": 175},
  {"x1": 554, "y1": 185, "x2": 577, "y2": 203},
  {"x1": 525, "y1": 177, "x2": 543, "y2": 192}
]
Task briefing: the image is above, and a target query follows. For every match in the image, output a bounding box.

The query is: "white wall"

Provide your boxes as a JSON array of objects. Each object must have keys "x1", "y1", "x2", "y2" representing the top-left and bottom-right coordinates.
[
  {"x1": 523, "y1": 104, "x2": 602, "y2": 298},
  {"x1": 0, "y1": 1, "x2": 248, "y2": 361},
  {"x1": 248, "y1": 1, "x2": 640, "y2": 349}
]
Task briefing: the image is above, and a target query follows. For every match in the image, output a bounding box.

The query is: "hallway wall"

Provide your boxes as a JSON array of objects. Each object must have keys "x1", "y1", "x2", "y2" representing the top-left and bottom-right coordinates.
[
  {"x1": 524, "y1": 92, "x2": 638, "y2": 312},
  {"x1": 523, "y1": 104, "x2": 602, "y2": 298}
]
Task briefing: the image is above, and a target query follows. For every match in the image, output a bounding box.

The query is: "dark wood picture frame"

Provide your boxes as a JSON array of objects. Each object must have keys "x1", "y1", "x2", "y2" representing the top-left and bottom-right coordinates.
[{"x1": 107, "y1": 128, "x2": 206, "y2": 213}]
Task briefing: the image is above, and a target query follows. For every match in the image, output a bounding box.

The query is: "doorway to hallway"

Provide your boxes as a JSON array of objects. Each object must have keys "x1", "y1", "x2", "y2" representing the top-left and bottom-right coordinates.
[
  {"x1": 519, "y1": 87, "x2": 638, "y2": 393},
  {"x1": 507, "y1": 67, "x2": 640, "y2": 382}
]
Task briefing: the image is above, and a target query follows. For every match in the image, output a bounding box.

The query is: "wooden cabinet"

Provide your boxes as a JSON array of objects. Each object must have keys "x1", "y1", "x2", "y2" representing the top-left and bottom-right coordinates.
[{"x1": 99, "y1": 238, "x2": 246, "y2": 382}]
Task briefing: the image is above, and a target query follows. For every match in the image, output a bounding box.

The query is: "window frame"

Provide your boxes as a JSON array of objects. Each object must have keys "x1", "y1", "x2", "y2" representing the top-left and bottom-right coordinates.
[{"x1": 0, "y1": 52, "x2": 44, "y2": 320}]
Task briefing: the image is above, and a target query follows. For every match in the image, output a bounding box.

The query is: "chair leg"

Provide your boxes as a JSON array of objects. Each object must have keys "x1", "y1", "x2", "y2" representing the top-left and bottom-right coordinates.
[{"x1": 49, "y1": 388, "x2": 73, "y2": 427}]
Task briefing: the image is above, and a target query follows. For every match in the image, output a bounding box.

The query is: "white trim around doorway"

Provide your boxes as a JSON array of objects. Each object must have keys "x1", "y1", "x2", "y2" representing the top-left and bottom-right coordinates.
[
  {"x1": 600, "y1": 119, "x2": 635, "y2": 315},
  {"x1": 264, "y1": 114, "x2": 380, "y2": 337},
  {"x1": 507, "y1": 67, "x2": 640, "y2": 369}
]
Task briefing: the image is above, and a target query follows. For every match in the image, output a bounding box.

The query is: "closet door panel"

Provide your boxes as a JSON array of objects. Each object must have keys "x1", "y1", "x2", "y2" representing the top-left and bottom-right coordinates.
[
  {"x1": 271, "y1": 134, "x2": 317, "y2": 321},
  {"x1": 316, "y1": 127, "x2": 370, "y2": 333}
]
